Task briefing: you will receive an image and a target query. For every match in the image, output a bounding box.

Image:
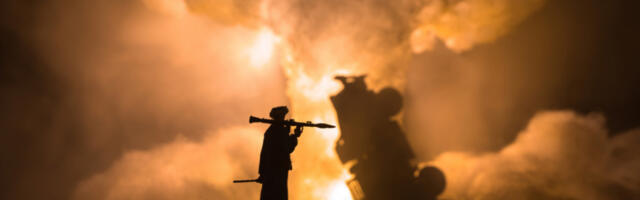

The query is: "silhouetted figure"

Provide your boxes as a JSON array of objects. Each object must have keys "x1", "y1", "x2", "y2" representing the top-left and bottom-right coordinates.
[
  {"x1": 331, "y1": 75, "x2": 445, "y2": 200},
  {"x1": 257, "y1": 106, "x2": 303, "y2": 200}
]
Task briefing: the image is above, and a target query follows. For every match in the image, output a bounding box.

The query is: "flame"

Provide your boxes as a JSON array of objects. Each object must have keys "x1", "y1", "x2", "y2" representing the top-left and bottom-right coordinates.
[
  {"x1": 235, "y1": 25, "x2": 354, "y2": 199},
  {"x1": 331, "y1": 169, "x2": 356, "y2": 200},
  {"x1": 288, "y1": 73, "x2": 354, "y2": 199},
  {"x1": 312, "y1": 167, "x2": 355, "y2": 200},
  {"x1": 326, "y1": 180, "x2": 353, "y2": 200},
  {"x1": 276, "y1": 43, "x2": 355, "y2": 199}
]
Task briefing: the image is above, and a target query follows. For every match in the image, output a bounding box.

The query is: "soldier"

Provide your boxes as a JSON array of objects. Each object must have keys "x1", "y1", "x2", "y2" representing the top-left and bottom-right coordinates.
[{"x1": 257, "y1": 106, "x2": 303, "y2": 200}]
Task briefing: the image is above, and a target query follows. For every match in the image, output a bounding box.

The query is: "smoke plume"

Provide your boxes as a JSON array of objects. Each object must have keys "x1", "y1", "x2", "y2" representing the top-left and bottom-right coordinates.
[
  {"x1": 3, "y1": 0, "x2": 638, "y2": 200},
  {"x1": 74, "y1": 127, "x2": 263, "y2": 200},
  {"x1": 411, "y1": 0, "x2": 547, "y2": 52},
  {"x1": 430, "y1": 111, "x2": 640, "y2": 199}
]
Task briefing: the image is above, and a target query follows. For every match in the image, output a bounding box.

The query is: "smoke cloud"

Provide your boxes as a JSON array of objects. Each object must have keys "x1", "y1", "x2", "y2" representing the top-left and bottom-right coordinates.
[
  {"x1": 3, "y1": 0, "x2": 638, "y2": 199},
  {"x1": 411, "y1": 0, "x2": 547, "y2": 53},
  {"x1": 261, "y1": 0, "x2": 549, "y2": 88},
  {"x1": 2, "y1": 0, "x2": 287, "y2": 199},
  {"x1": 430, "y1": 111, "x2": 640, "y2": 199},
  {"x1": 71, "y1": 111, "x2": 640, "y2": 200},
  {"x1": 73, "y1": 127, "x2": 263, "y2": 200},
  {"x1": 70, "y1": 0, "x2": 639, "y2": 199}
]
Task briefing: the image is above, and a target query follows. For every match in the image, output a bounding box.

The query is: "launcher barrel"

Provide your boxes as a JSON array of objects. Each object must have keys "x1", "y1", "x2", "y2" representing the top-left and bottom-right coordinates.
[{"x1": 249, "y1": 116, "x2": 336, "y2": 129}]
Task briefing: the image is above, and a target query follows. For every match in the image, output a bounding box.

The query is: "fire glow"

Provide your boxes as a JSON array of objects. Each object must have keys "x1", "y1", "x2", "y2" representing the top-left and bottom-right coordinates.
[
  {"x1": 248, "y1": 28, "x2": 279, "y2": 68},
  {"x1": 241, "y1": 20, "x2": 355, "y2": 199},
  {"x1": 279, "y1": 47, "x2": 355, "y2": 200},
  {"x1": 28, "y1": 0, "x2": 639, "y2": 200}
]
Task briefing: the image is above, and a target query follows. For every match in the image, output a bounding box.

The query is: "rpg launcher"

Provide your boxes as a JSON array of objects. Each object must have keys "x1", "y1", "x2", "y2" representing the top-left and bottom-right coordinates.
[{"x1": 249, "y1": 116, "x2": 336, "y2": 129}]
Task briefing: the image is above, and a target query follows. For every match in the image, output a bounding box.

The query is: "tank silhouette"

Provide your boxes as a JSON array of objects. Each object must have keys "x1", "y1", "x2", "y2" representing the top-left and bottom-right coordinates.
[{"x1": 331, "y1": 75, "x2": 445, "y2": 200}]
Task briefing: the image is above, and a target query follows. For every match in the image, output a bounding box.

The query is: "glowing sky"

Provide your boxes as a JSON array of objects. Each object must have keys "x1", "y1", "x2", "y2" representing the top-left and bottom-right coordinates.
[{"x1": 1, "y1": 0, "x2": 639, "y2": 200}]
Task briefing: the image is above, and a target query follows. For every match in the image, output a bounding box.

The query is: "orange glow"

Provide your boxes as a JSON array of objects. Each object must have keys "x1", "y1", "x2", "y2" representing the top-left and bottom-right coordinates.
[
  {"x1": 278, "y1": 45, "x2": 357, "y2": 199},
  {"x1": 311, "y1": 168, "x2": 354, "y2": 200},
  {"x1": 249, "y1": 28, "x2": 279, "y2": 68},
  {"x1": 326, "y1": 180, "x2": 354, "y2": 200}
]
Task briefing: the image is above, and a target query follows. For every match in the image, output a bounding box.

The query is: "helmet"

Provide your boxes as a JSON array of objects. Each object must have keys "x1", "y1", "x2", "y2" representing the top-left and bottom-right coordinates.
[{"x1": 270, "y1": 106, "x2": 289, "y2": 120}]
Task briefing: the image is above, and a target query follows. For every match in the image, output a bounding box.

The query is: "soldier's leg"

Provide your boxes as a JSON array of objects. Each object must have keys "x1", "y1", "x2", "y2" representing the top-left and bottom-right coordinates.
[
  {"x1": 272, "y1": 170, "x2": 288, "y2": 200},
  {"x1": 260, "y1": 175, "x2": 277, "y2": 200},
  {"x1": 282, "y1": 171, "x2": 289, "y2": 200},
  {"x1": 261, "y1": 170, "x2": 289, "y2": 200}
]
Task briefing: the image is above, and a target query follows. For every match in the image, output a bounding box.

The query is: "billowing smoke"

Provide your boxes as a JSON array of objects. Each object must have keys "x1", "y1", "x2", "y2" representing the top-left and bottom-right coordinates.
[
  {"x1": 2, "y1": 0, "x2": 286, "y2": 199},
  {"x1": 430, "y1": 111, "x2": 640, "y2": 199},
  {"x1": 74, "y1": 127, "x2": 264, "y2": 200},
  {"x1": 63, "y1": 0, "x2": 557, "y2": 198},
  {"x1": 411, "y1": 0, "x2": 546, "y2": 52},
  {"x1": 3, "y1": 0, "x2": 638, "y2": 199}
]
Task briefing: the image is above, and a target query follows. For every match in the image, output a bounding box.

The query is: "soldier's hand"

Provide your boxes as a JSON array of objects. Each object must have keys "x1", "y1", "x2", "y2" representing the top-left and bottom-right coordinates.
[{"x1": 294, "y1": 126, "x2": 303, "y2": 137}]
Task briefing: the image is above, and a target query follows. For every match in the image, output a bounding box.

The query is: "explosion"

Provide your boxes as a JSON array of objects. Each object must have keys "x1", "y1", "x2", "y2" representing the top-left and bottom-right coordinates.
[
  {"x1": 279, "y1": 50, "x2": 354, "y2": 200},
  {"x1": 70, "y1": 0, "x2": 552, "y2": 199},
  {"x1": 38, "y1": 0, "x2": 636, "y2": 199}
]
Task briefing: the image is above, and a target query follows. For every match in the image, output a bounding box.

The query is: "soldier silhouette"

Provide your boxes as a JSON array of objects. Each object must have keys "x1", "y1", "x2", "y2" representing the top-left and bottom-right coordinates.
[{"x1": 257, "y1": 106, "x2": 303, "y2": 200}]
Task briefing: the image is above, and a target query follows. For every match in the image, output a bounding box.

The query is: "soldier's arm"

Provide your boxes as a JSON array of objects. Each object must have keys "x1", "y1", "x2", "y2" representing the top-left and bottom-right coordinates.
[
  {"x1": 288, "y1": 136, "x2": 298, "y2": 153},
  {"x1": 288, "y1": 126, "x2": 303, "y2": 153}
]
